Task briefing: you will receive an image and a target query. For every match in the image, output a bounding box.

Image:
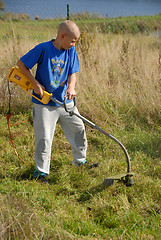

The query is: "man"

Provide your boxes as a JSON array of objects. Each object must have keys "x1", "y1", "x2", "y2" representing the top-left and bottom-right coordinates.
[{"x1": 17, "y1": 21, "x2": 99, "y2": 183}]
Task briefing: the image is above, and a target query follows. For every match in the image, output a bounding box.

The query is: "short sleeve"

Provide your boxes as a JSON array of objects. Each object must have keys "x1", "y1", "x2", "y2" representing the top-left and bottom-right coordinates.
[
  {"x1": 20, "y1": 44, "x2": 44, "y2": 69},
  {"x1": 68, "y1": 47, "x2": 80, "y2": 75}
]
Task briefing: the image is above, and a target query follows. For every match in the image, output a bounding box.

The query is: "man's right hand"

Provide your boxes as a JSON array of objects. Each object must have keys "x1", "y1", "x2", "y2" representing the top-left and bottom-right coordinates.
[{"x1": 34, "y1": 83, "x2": 45, "y2": 99}]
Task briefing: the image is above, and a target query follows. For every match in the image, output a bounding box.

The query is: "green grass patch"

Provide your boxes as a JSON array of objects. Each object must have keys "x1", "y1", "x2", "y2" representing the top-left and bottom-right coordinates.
[
  {"x1": 0, "y1": 112, "x2": 160, "y2": 239},
  {"x1": 0, "y1": 14, "x2": 161, "y2": 40}
]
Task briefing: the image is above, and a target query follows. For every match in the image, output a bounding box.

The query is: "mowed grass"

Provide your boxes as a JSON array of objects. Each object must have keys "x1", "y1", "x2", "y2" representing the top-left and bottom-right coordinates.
[{"x1": 0, "y1": 18, "x2": 161, "y2": 239}]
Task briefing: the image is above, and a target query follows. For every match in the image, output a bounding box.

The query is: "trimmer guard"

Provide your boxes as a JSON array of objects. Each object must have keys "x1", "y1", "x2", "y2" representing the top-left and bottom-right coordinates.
[{"x1": 102, "y1": 172, "x2": 135, "y2": 186}]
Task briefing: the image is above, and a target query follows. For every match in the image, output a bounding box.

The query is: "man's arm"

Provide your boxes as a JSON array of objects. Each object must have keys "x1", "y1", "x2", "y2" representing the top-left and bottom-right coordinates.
[
  {"x1": 65, "y1": 73, "x2": 77, "y2": 100},
  {"x1": 17, "y1": 59, "x2": 45, "y2": 98}
]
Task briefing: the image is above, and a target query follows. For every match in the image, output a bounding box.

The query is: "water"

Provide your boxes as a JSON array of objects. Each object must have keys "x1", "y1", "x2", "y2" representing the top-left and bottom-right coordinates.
[{"x1": 3, "y1": 0, "x2": 161, "y2": 19}]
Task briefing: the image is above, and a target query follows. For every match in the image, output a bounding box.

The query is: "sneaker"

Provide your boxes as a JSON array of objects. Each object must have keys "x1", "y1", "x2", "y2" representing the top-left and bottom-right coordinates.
[
  {"x1": 84, "y1": 162, "x2": 101, "y2": 169},
  {"x1": 36, "y1": 175, "x2": 48, "y2": 184},
  {"x1": 73, "y1": 160, "x2": 101, "y2": 169}
]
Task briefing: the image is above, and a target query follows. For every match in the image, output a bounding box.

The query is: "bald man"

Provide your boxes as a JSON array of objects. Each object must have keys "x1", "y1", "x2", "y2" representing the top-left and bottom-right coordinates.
[{"x1": 17, "y1": 21, "x2": 99, "y2": 183}]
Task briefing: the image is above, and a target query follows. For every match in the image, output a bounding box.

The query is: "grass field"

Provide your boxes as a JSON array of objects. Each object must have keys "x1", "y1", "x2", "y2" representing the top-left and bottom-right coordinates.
[{"x1": 0, "y1": 17, "x2": 161, "y2": 239}]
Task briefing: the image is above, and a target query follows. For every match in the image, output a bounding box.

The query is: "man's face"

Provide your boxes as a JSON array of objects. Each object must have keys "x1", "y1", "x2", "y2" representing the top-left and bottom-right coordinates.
[{"x1": 62, "y1": 34, "x2": 79, "y2": 50}]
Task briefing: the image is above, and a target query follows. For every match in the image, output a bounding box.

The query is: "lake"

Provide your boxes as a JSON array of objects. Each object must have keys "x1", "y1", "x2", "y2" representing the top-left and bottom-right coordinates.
[{"x1": 3, "y1": 0, "x2": 161, "y2": 19}]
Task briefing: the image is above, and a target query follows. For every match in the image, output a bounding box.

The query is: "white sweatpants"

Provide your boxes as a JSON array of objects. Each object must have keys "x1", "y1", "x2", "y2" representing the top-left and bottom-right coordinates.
[{"x1": 33, "y1": 103, "x2": 87, "y2": 174}]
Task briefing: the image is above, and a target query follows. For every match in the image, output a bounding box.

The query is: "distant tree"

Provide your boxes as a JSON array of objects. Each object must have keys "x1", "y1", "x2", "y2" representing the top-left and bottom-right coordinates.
[{"x1": 0, "y1": 0, "x2": 5, "y2": 10}]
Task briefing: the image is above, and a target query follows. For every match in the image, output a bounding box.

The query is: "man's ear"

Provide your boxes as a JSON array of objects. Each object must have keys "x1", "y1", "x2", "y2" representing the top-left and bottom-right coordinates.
[{"x1": 61, "y1": 33, "x2": 66, "y2": 40}]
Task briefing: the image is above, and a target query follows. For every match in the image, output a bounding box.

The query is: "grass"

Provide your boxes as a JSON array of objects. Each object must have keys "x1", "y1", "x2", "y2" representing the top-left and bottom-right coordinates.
[
  {"x1": 0, "y1": 17, "x2": 161, "y2": 239},
  {"x1": 1, "y1": 114, "x2": 161, "y2": 239},
  {"x1": 0, "y1": 14, "x2": 161, "y2": 39}
]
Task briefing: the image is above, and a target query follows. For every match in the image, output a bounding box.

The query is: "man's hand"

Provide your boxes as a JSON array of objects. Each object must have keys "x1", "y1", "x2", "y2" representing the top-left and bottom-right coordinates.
[
  {"x1": 64, "y1": 88, "x2": 76, "y2": 100},
  {"x1": 34, "y1": 83, "x2": 45, "y2": 99},
  {"x1": 65, "y1": 73, "x2": 77, "y2": 100}
]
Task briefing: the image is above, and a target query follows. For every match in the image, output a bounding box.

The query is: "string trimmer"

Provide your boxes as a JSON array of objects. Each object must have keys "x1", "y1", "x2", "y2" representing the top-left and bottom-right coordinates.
[{"x1": 7, "y1": 66, "x2": 134, "y2": 187}]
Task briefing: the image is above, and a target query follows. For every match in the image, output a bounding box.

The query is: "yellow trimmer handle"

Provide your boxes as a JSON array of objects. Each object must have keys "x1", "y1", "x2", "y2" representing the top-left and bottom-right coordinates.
[
  {"x1": 7, "y1": 66, "x2": 53, "y2": 104},
  {"x1": 25, "y1": 89, "x2": 53, "y2": 104}
]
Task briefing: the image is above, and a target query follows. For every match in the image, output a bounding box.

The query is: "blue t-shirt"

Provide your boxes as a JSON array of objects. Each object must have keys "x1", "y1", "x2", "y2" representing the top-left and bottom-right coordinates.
[{"x1": 20, "y1": 40, "x2": 80, "y2": 106}]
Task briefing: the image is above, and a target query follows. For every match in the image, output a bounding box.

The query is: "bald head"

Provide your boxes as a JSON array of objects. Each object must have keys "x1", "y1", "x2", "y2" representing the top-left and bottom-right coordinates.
[{"x1": 58, "y1": 20, "x2": 80, "y2": 39}]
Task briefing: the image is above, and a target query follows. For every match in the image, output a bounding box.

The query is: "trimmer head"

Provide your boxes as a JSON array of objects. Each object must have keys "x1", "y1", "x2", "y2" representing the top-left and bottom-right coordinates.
[{"x1": 102, "y1": 172, "x2": 135, "y2": 187}]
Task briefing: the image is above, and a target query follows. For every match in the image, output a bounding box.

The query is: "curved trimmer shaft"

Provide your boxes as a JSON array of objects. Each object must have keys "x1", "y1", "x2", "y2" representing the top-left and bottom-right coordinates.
[
  {"x1": 70, "y1": 111, "x2": 131, "y2": 173},
  {"x1": 51, "y1": 96, "x2": 134, "y2": 187}
]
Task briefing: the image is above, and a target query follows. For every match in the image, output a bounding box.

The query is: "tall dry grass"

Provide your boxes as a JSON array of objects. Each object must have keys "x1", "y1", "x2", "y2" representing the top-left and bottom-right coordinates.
[
  {"x1": 0, "y1": 194, "x2": 43, "y2": 239},
  {"x1": 77, "y1": 32, "x2": 161, "y2": 126},
  {"x1": 0, "y1": 37, "x2": 39, "y2": 113},
  {"x1": 0, "y1": 32, "x2": 160, "y2": 126}
]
